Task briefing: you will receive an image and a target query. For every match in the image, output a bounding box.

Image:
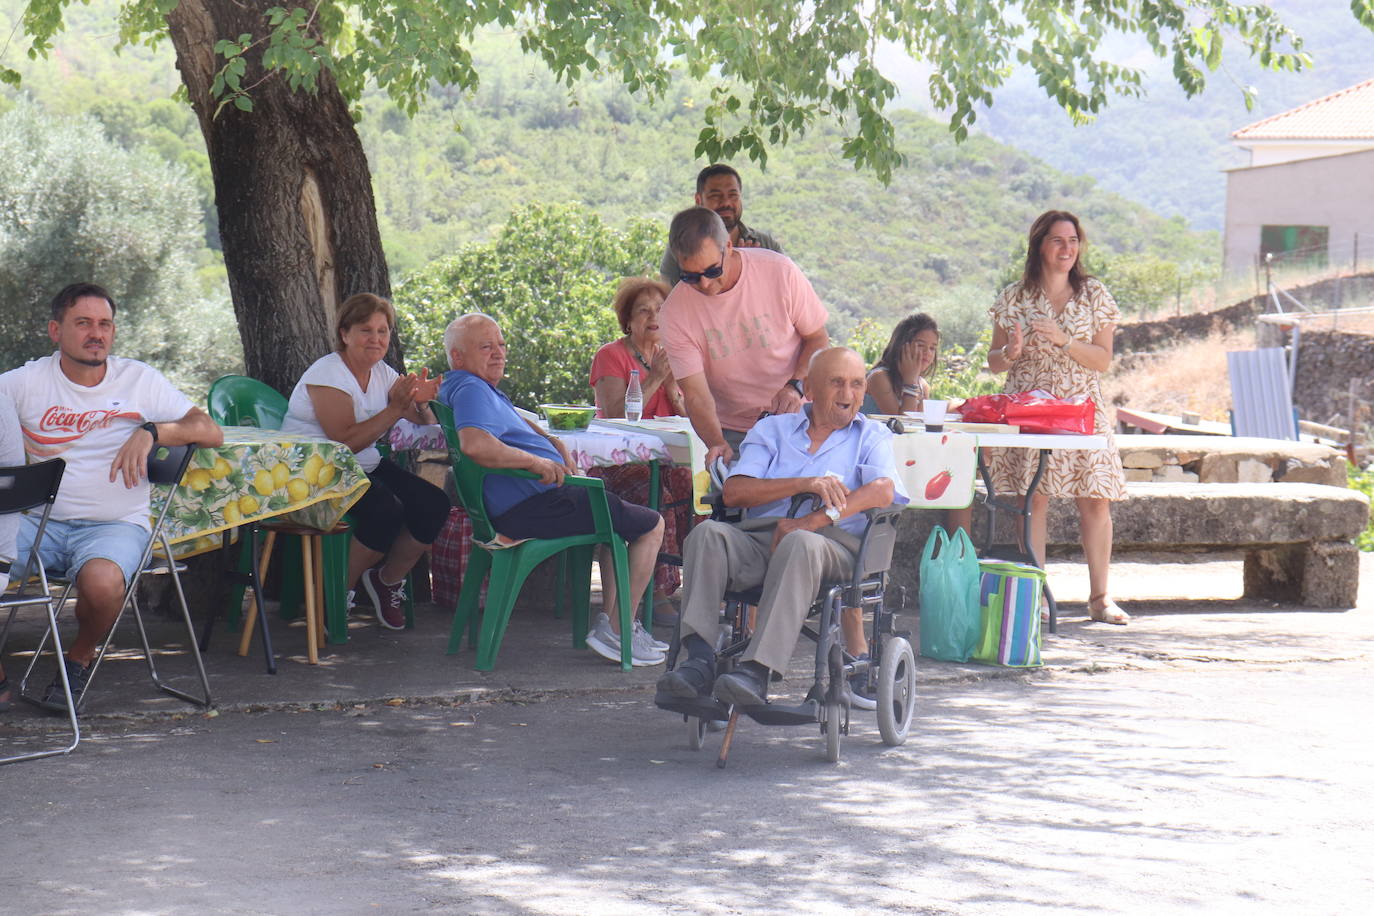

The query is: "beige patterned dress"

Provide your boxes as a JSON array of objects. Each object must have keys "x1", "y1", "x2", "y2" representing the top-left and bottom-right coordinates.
[{"x1": 985, "y1": 278, "x2": 1127, "y2": 500}]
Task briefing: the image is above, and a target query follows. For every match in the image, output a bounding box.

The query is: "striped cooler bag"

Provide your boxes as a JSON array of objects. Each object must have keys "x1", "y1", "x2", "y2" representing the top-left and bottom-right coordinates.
[{"x1": 972, "y1": 560, "x2": 1046, "y2": 668}]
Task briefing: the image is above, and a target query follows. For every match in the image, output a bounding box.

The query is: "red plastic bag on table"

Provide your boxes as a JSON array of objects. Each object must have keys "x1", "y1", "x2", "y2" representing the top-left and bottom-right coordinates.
[
  {"x1": 955, "y1": 394, "x2": 1012, "y2": 423},
  {"x1": 1003, "y1": 390, "x2": 1095, "y2": 435}
]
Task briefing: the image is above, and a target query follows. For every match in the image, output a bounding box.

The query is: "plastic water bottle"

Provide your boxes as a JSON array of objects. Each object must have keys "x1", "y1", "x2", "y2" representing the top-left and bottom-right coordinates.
[{"x1": 625, "y1": 370, "x2": 643, "y2": 422}]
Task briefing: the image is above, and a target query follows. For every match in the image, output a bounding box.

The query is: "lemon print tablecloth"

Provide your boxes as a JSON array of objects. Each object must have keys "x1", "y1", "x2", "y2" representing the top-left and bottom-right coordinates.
[{"x1": 161, "y1": 427, "x2": 370, "y2": 557}]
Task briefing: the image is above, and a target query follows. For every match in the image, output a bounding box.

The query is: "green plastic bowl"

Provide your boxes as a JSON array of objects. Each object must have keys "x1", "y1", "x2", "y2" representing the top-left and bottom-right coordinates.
[{"x1": 540, "y1": 404, "x2": 597, "y2": 431}]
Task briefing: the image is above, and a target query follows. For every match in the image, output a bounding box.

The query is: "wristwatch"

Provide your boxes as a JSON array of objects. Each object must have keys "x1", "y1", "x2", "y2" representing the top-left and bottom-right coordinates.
[
  {"x1": 140, "y1": 421, "x2": 159, "y2": 444},
  {"x1": 786, "y1": 378, "x2": 804, "y2": 397},
  {"x1": 824, "y1": 505, "x2": 841, "y2": 522}
]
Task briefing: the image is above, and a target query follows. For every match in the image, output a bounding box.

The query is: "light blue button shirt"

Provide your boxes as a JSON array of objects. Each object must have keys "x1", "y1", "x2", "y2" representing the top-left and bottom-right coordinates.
[{"x1": 729, "y1": 409, "x2": 910, "y2": 536}]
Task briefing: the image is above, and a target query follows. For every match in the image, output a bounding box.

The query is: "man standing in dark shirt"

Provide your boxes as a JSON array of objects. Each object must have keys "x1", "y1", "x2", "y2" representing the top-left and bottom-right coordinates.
[{"x1": 659, "y1": 164, "x2": 783, "y2": 286}]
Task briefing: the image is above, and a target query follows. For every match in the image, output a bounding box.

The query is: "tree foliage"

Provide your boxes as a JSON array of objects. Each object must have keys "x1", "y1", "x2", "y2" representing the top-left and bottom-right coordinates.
[
  {"x1": 0, "y1": 100, "x2": 242, "y2": 397},
  {"x1": 393, "y1": 203, "x2": 661, "y2": 408},
  {"x1": 4, "y1": 1, "x2": 1319, "y2": 185}
]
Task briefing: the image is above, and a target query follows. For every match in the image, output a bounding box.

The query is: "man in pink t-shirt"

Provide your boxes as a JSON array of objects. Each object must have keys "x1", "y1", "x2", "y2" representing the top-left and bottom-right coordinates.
[{"x1": 661, "y1": 207, "x2": 829, "y2": 464}]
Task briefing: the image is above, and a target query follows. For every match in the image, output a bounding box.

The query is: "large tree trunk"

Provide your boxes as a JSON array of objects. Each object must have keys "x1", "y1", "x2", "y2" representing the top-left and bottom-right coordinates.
[{"x1": 165, "y1": 0, "x2": 391, "y2": 395}]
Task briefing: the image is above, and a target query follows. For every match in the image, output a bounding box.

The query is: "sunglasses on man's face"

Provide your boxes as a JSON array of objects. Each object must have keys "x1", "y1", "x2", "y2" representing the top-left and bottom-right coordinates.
[{"x1": 680, "y1": 250, "x2": 726, "y2": 285}]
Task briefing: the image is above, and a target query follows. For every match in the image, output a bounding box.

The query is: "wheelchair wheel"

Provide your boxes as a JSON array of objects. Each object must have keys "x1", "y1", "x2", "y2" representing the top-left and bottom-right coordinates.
[
  {"x1": 823, "y1": 700, "x2": 843, "y2": 762},
  {"x1": 876, "y1": 636, "x2": 916, "y2": 746},
  {"x1": 686, "y1": 714, "x2": 706, "y2": 751}
]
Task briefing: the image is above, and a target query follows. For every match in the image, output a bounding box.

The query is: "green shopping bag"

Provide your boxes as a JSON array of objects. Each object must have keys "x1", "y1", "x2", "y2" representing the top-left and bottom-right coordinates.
[
  {"x1": 918, "y1": 527, "x2": 981, "y2": 662},
  {"x1": 972, "y1": 560, "x2": 1046, "y2": 668}
]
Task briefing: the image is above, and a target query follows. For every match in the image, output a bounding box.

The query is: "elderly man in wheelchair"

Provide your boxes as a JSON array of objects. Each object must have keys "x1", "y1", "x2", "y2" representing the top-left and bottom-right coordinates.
[{"x1": 655, "y1": 347, "x2": 914, "y2": 758}]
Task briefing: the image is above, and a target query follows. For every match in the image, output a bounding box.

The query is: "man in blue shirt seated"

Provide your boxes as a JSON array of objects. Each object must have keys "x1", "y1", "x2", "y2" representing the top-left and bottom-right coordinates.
[
  {"x1": 437, "y1": 313, "x2": 667, "y2": 667},
  {"x1": 656, "y1": 347, "x2": 909, "y2": 708}
]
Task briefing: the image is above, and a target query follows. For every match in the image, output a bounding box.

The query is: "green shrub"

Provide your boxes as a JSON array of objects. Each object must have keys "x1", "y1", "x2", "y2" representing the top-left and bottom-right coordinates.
[
  {"x1": 394, "y1": 203, "x2": 661, "y2": 408},
  {"x1": 844, "y1": 317, "x2": 889, "y2": 367},
  {"x1": 0, "y1": 101, "x2": 239, "y2": 399},
  {"x1": 929, "y1": 331, "x2": 1003, "y2": 401},
  {"x1": 1349, "y1": 463, "x2": 1374, "y2": 552}
]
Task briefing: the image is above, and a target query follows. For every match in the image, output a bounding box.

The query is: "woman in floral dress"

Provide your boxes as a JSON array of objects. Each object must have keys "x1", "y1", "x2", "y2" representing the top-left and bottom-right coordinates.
[{"x1": 986, "y1": 210, "x2": 1129, "y2": 624}]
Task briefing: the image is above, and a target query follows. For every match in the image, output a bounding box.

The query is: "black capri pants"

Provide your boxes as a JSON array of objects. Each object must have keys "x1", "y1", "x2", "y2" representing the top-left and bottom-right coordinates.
[{"x1": 350, "y1": 458, "x2": 450, "y2": 553}]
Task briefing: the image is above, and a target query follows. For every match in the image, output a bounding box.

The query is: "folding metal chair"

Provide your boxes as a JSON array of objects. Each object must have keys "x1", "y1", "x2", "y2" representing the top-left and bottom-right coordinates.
[
  {"x1": 18, "y1": 444, "x2": 212, "y2": 713},
  {"x1": 0, "y1": 458, "x2": 77, "y2": 765}
]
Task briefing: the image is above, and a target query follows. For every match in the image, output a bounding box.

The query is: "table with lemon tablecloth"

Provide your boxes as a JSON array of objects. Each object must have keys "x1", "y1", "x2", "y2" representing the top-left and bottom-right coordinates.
[{"x1": 161, "y1": 427, "x2": 370, "y2": 557}]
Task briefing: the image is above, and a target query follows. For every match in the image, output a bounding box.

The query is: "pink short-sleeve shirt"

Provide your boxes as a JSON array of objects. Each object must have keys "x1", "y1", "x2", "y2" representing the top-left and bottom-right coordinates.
[{"x1": 661, "y1": 248, "x2": 827, "y2": 432}]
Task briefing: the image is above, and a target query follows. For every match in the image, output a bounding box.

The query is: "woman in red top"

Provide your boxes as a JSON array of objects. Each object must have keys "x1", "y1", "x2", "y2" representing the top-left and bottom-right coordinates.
[
  {"x1": 588, "y1": 278, "x2": 692, "y2": 624},
  {"x1": 590, "y1": 278, "x2": 684, "y2": 419}
]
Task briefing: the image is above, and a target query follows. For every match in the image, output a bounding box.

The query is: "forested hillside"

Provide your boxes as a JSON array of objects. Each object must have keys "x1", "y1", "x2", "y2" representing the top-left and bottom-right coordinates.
[
  {"x1": 970, "y1": 0, "x2": 1374, "y2": 233},
  {"x1": 353, "y1": 31, "x2": 1217, "y2": 339},
  {"x1": 3, "y1": 3, "x2": 1227, "y2": 354}
]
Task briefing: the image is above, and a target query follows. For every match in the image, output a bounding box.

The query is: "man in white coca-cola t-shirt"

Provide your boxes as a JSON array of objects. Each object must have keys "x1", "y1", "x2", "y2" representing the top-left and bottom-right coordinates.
[{"x1": 0, "y1": 283, "x2": 222, "y2": 712}]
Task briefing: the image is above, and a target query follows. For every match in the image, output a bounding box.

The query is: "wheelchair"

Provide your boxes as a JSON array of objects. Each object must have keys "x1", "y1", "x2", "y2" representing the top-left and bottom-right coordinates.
[{"x1": 656, "y1": 493, "x2": 916, "y2": 766}]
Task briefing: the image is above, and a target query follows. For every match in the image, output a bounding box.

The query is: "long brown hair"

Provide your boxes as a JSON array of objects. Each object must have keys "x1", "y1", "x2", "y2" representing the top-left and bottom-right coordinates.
[
  {"x1": 1020, "y1": 210, "x2": 1088, "y2": 297},
  {"x1": 876, "y1": 312, "x2": 939, "y2": 386}
]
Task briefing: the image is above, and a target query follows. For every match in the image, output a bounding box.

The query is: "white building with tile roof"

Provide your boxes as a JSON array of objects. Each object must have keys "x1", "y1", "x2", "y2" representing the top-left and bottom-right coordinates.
[{"x1": 1223, "y1": 78, "x2": 1374, "y2": 279}]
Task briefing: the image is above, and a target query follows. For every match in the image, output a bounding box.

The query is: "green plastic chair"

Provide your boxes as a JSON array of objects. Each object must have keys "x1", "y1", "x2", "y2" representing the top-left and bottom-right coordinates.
[
  {"x1": 432, "y1": 401, "x2": 634, "y2": 671},
  {"x1": 207, "y1": 375, "x2": 288, "y2": 429}
]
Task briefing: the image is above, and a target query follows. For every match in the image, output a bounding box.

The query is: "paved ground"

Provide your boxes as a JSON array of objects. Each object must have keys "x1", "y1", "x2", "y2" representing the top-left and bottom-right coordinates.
[{"x1": 2, "y1": 553, "x2": 1371, "y2": 913}]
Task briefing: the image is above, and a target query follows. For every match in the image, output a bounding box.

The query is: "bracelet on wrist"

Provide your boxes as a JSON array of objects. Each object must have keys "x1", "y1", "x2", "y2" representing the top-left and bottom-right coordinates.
[{"x1": 901, "y1": 384, "x2": 922, "y2": 398}]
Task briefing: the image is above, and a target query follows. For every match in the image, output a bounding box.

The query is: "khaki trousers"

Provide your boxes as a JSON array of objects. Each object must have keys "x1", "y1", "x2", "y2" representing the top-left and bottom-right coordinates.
[{"x1": 680, "y1": 519, "x2": 857, "y2": 674}]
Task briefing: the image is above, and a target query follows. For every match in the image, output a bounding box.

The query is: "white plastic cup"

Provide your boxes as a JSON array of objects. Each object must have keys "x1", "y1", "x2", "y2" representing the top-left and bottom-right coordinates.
[{"x1": 922, "y1": 398, "x2": 948, "y2": 432}]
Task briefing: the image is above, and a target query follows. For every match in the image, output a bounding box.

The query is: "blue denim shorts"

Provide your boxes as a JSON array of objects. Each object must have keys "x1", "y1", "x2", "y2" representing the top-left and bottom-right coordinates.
[{"x1": 12, "y1": 515, "x2": 149, "y2": 587}]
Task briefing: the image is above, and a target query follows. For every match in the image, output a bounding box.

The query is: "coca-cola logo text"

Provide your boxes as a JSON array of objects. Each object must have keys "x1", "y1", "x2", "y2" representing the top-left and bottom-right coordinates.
[{"x1": 40, "y1": 406, "x2": 136, "y2": 434}]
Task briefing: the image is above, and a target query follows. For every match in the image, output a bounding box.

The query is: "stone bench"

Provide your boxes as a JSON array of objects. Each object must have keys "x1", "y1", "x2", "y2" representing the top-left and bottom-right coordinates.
[{"x1": 890, "y1": 482, "x2": 1371, "y2": 609}]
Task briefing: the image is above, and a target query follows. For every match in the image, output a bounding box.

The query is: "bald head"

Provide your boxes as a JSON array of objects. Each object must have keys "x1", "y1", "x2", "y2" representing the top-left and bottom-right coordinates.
[
  {"x1": 806, "y1": 347, "x2": 868, "y2": 431},
  {"x1": 808, "y1": 346, "x2": 864, "y2": 382},
  {"x1": 445, "y1": 313, "x2": 506, "y2": 384}
]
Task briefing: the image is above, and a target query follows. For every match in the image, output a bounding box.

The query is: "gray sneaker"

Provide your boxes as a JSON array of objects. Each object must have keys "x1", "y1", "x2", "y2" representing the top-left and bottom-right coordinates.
[
  {"x1": 586, "y1": 614, "x2": 664, "y2": 667},
  {"x1": 633, "y1": 620, "x2": 669, "y2": 653}
]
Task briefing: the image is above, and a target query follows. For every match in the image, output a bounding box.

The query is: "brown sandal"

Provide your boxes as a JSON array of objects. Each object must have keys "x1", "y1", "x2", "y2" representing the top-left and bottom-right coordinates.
[{"x1": 1088, "y1": 595, "x2": 1129, "y2": 625}]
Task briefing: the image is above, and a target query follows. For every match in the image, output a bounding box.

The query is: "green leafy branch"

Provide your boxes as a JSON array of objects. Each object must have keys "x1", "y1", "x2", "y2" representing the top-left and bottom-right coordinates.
[{"x1": 210, "y1": 2, "x2": 331, "y2": 118}]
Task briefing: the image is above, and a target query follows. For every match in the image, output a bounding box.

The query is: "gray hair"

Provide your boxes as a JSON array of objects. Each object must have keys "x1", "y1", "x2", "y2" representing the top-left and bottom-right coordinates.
[
  {"x1": 668, "y1": 207, "x2": 728, "y2": 263},
  {"x1": 444, "y1": 312, "x2": 498, "y2": 368}
]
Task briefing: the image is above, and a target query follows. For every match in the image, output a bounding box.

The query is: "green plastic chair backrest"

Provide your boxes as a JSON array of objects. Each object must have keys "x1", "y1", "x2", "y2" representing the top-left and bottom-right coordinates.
[
  {"x1": 208, "y1": 375, "x2": 289, "y2": 429},
  {"x1": 431, "y1": 400, "x2": 503, "y2": 543}
]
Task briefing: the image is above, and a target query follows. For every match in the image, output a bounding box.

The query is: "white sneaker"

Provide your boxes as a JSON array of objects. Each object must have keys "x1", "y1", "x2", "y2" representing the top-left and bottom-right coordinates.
[
  {"x1": 633, "y1": 620, "x2": 669, "y2": 653},
  {"x1": 586, "y1": 614, "x2": 664, "y2": 667}
]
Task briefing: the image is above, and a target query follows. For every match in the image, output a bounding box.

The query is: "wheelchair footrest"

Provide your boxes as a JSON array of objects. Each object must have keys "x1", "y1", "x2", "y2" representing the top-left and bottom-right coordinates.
[
  {"x1": 655, "y1": 694, "x2": 731, "y2": 722},
  {"x1": 740, "y1": 699, "x2": 820, "y2": 726}
]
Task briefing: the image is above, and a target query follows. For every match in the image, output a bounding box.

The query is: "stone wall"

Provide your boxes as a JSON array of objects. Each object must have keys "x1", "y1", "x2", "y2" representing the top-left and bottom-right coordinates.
[
  {"x1": 1292, "y1": 328, "x2": 1374, "y2": 431},
  {"x1": 1117, "y1": 435, "x2": 1348, "y2": 485},
  {"x1": 1114, "y1": 271, "x2": 1374, "y2": 355}
]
